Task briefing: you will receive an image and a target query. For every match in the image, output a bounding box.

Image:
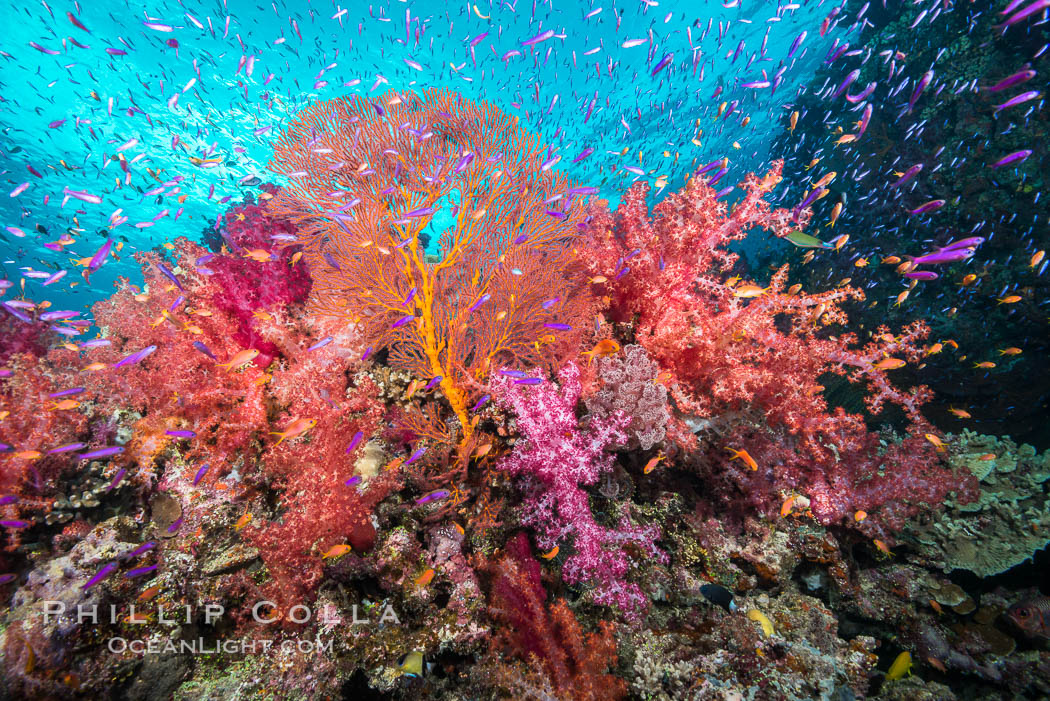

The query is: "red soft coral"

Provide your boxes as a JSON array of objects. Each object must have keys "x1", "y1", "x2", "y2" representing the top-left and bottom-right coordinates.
[{"x1": 581, "y1": 164, "x2": 976, "y2": 535}]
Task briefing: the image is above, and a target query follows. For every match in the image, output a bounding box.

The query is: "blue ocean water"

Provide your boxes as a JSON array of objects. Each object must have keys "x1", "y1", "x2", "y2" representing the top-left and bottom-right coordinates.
[{"x1": 1, "y1": 0, "x2": 834, "y2": 312}]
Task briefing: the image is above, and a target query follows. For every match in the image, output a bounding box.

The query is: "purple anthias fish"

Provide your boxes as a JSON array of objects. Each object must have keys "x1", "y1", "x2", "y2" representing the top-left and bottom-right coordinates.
[
  {"x1": 3, "y1": 304, "x2": 31, "y2": 323},
  {"x1": 911, "y1": 248, "x2": 975, "y2": 265},
  {"x1": 113, "y1": 345, "x2": 157, "y2": 369},
  {"x1": 651, "y1": 52, "x2": 673, "y2": 76},
  {"x1": 907, "y1": 70, "x2": 934, "y2": 113},
  {"x1": 48, "y1": 442, "x2": 87, "y2": 454},
  {"x1": 468, "y1": 294, "x2": 491, "y2": 312},
  {"x1": 307, "y1": 336, "x2": 333, "y2": 351},
  {"x1": 83, "y1": 562, "x2": 118, "y2": 589},
  {"x1": 346, "y1": 431, "x2": 364, "y2": 454},
  {"x1": 891, "y1": 163, "x2": 924, "y2": 187},
  {"x1": 573, "y1": 148, "x2": 594, "y2": 163},
  {"x1": 154, "y1": 261, "x2": 183, "y2": 290},
  {"x1": 424, "y1": 376, "x2": 443, "y2": 391},
  {"x1": 543, "y1": 323, "x2": 571, "y2": 331},
  {"x1": 80, "y1": 446, "x2": 124, "y2": 460},
  {"x1": 471, "y1": 394, "x2": 490, "y2": 412},
  {"x1": 42, "y1": 270, "x2": 67, "y2": 286},
  {"x1": 908, "y1": 199, "x2": 945, "y2": 215},
  {"x1": 499, "y1": 370, "x2": 529, "y2": 378},
  {"x1": 514, "y1": 378, "x2": 544, "y2": 385},
  {"x1": 995, "y1": 90, "x2": 1041, "y2": 111},
  {"x1": 696, "y1": 160, "x2": 722, "y2": 176},
  {"x1": 392, "y1": 315, "x2": 414, "y2": 328},
  {"x1": 127, "y1": 541, "x2": 157, "y2": 559},
  {"x1": 985, "y1": 69, "x2": 1036, "y2": 92},
  {"x1": 404, "y1": 447, "x2": 426, "y2": 466},
  {"x1": 49, "y1": 387, "x2": 85, "y2": 398},
  {"x1": 832, "y1": 69, "x2": 860, "y2": 99},
  {"x1": 1002, "y1": 0, "x2": 1050, "y2": 27},
  {"x1": 89, "y1": 239, "x2": 113, "y2": 270},
  {"x1": 992, "y1": 150, "x2": 1032, "y2": 168},
  {"x1": 125, "y1": 565, "x2": 158, "y2": 578},
  {"x1": 942, "y1": 237, "x2": 986, "y2": 251},
  {"x1": 521, "y1": 29, "x2": 554, "y2": 46},
  {"x1": 193, "y1": 341, "x2": 217, "y2": 360},
  {"x1": 0, "y1": 520, "x2": 30, "y2": 529},
  {"x1": 40, "y1": 310, "x2": 79, "y2": 321},
  {"x1": 106, "y1": 468, "x2": 126, "y2": 491},
  {"x1": 415, "y1": 489, "x2": 449, "y2": 505},
  {"x1": 165, "y1": 430, "x2": 196, "y2": 438},
  {"x1": 192, "y1": 464, "x2": 209, "y2": 486},
  {"x1": 904, "y1": 270, "x2": 940, "y2": 280}
]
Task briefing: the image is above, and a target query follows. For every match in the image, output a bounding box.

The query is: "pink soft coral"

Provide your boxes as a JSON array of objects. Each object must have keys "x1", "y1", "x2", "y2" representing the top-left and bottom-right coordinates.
[{"x1": 493, "y1": 362, "x2": 666, "y2": 618}]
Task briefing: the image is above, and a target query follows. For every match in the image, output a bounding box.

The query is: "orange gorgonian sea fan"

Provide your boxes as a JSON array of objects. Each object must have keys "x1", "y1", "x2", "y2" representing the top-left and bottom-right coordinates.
[{"x1": 265, "y1": 88, "x2": 595, "y2": 442}]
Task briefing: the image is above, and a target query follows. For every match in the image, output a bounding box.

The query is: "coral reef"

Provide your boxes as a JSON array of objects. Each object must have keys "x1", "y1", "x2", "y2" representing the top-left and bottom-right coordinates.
[
  {"x1": 905, "y1": 430, "x2": 1050, "y2": 577},
  {"x1": 2, "y1": 88, "x2": 1048, "y2": 700}
]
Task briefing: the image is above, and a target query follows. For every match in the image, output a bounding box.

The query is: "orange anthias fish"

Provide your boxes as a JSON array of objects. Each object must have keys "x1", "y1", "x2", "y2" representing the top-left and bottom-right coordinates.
[
  {"x1": 50, "y1": 399, "x2": 81, "y2": 411},
  {"x1": 541, "y1": 546, "x2": 560, "y2": 559},
  {"x1": 582, "y1": 339, "x2": 620, "y2": 365},
  {"x1": 643, "y1": 454, "x2": 664, "y2": 474},
  {"x1": 322, "y1": 544, "x2": 352, "y2": 560},
  {"x1": 873, "y1": 358, "x2": 906, "y2": 370},
  {"x1": 414, "y1": 568, "x2": 435, "y2": 588},
  {"x1": 727, "y1": 447, "x2": 758, "y2": 471},
  {"x1": 924, "y1": 433, "x2": 946, "y2": 451},
  {"x1": 270, "y1": 418, "x2": 317, "y2": 445},
  {"x1": 733, "y1": 284, "x2": 767, "y2": 299},
  {"x1": 218, "y1": 348, "x2": 260, "y2": 370}
]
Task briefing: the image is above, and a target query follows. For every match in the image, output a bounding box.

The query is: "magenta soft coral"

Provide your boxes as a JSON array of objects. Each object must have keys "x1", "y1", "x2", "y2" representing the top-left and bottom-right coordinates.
[
  {"x1": 493, "y1": 362, "x2": 666, "y2": 619},
  {"x1": 206, "y1": 190, "x2": 311, "y2": 366},
  {"x1": 581, "y1": 164, "x2": 976, "y2": 535}
]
